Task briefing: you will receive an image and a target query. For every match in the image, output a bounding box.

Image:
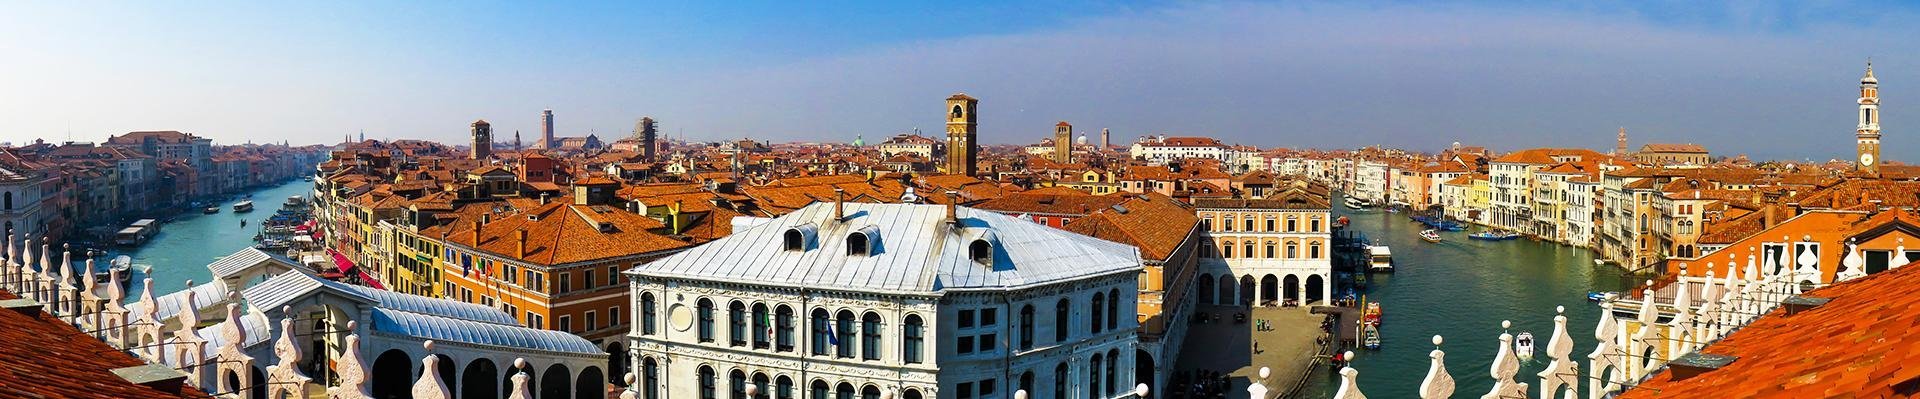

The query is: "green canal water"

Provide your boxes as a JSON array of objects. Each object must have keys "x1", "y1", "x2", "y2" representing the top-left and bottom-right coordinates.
[
  {"x1": 1294, "y1": 199, "x2": 1637, "y2": 398},
  {"x1": 118, "y1": 179, "x2": 315, "y2": 299}
]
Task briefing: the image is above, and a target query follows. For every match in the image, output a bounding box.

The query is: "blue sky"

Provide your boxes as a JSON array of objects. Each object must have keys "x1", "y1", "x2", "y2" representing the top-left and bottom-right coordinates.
[{"x1": 2, "y1": 1, "x2": 1916, "y2": 161}]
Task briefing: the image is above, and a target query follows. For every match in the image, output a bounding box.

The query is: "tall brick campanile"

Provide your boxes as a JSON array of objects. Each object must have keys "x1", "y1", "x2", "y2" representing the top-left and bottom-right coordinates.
[{"x1": 945, "y1": 93, "x2": 979, "y2": 176}]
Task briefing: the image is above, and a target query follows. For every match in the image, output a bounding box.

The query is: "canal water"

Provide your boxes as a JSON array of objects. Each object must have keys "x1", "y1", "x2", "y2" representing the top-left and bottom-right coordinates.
[
  {"x1": 117, "y1": 179, "x2": 314, "y2": 299},
  {"x1": 1294, "y1": 198, "x2": 1636, "y2": 398}
]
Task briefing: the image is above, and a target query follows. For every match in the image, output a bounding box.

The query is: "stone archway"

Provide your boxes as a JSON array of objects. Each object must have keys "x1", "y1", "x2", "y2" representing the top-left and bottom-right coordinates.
[
  {"x1": 1260, "y1": 274, "x2": 1279, "y2": 305},
  {"x1": 575, "y1": 366, "x2": 605, "y2": 399},
  {"x1": 605, "y1": 342, "x2": 627, "y2": 387},
  {"x1": 539, "y1": 364, "x2": 571, "y2": 399},
  {"x1": 1238, "y1": 276, "x2": 1255, "y2": 307},
  {"x1": 1216, "y1": 274, "x2": 1235, "y2": 306},
  {"x1": 1283, "y1": 274, "x2": 1300, "y2": 301},
  {"x1": 1196, "y1": 274, "x2": 1215, "y2": 305},
  {"x1": 1306, "y1": 274, "x2": 1325, "y2": 303},
  {"x1": 371, "y1": 349, "x2": 411, "y2": 399},
  {"x1": 1134, "y1": 348, "x2": 1156, "y2": 396},
  {"x1": 504, "y1": 361, "x2": 536, "y2": 398},
  {"x1": 461, "y1": 358, "x2": 498, "y2": 399}
]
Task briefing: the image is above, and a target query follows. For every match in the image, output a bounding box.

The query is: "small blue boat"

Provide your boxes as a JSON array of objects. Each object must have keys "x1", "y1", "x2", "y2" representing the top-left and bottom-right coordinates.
[{"x1": 1469, "y1": 230, "x2": 1522, "y2": 241}]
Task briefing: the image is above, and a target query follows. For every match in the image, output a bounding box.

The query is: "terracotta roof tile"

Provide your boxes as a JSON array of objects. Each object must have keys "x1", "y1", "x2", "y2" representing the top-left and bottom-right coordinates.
[{"x1": 0, "y1": 290, "x2": 211, "y2": 398}]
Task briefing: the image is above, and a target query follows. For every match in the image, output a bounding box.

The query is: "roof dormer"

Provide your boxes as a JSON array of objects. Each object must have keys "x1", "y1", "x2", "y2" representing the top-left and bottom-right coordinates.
[
  {"x1": 783, "y1": 223, "x2": 818, "y2": 251},
  {"x1": 846, "y1": 225, "x2": 880, "y2": 256}
]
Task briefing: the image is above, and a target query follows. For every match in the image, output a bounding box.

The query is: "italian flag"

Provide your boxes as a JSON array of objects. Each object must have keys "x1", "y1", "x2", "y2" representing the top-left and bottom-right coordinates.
[{"x1": 760, "y1": 311, "x2": 774, "y2": 341}]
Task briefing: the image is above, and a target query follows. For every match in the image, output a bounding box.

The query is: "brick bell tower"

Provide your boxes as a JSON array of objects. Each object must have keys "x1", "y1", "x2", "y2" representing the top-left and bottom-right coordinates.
[
  {"x1": 1859, "y1": 61, "x2": 1882, "y2": 175},
  {"x1": 945, "y1": 93, "x2": 979, "y2": 176}
]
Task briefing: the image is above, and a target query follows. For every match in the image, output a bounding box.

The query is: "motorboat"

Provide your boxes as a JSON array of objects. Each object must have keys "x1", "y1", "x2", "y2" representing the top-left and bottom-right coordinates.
[
  {"x1": 95, "y1": 255, "x2": 134, "y2": 288},
  {"x1": 203, "y1": 206, "x2": 220, "y2": 214},
  {"x1": 1515, "y1": 332, "x2": 1536, "y2": 360},
  {"x1": 1343, "y1": 197, "x2": 1367, "y2": 209},
  {"x1": 1419, "y1": 229, "x2": 1443, "y2": 243},
  {"x1": 233, "y1": 200, "x2": 255, "y2": 212},
  {"x1": 1587, "y1": 291, "x2": 1618, "y2": 302},
  {"x1": 255, "y1": 239, "x2": 289, "y2": 251},
  {"x1": 1469, "y1": 230, "x2": 1522, "y2": 241},
  {"x1": 1368, "y1": 245, "x2": 1394, "y2": 272},
  {"x1": 1362, "y1": 324, "x2": 1382, "y2": 349}
]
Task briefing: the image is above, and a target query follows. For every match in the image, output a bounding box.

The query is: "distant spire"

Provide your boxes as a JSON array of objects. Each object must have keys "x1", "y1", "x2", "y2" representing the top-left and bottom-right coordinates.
[{"x1": 1615, "y1": 127, "x2": 1628, "y2": 157}]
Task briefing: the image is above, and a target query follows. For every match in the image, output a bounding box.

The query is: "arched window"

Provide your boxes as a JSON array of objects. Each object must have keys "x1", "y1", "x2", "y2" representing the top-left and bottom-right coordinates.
[
  {"x1": 1106, "y1": 288, "x2": 1119, "y2": 331},
  {"x1": 1105, "y1": 348, "x2": 1120, "y2": 397},
  {"x1": 861, "y1": 385, "x2": 880, "y2": 399},
  {"x1": 729, "y1": 301, "x2": 748, "y2": 347},
  {"x1": 1054, "y1": 298, "x2": 1070, "y2": 342},
  {"x1": 752, "y1": 373, "x2": 770, "y2": 399},
  {"x1": 1018, "y1": 305, "x2": 1035, "y2": 350},
  {"x1": 835, "y1": 382, "x2": 855, "y2": 399},
  {"x1": 969, "y1": 239, "x2": 992, "y2": 264},
  {"x1": 1020, "y1": 371, "x2": 1034, "y2": 395},
  {"x1": 835, "y1": 310, "x2": 856, "y2": 358},
  {"x1": 729, "y1": 370, "x2": 747, "y2": 399},
  {"x1": 903, "y1": 314, "x2": 924, "y2": 364},
  {"x1": 1053, "y1": 363, "x2": 1069, "y2": 399},
  {"x1": 783, "y1": 229, "x2": 804, "y2": 251},
  {"x1": 846, "y1": 233, "x2": 869, "y2": 256},
  {"x1": 752, "y1": 303, "x2": 771, "y2": 349},
  {"x1": 951, "y1": 105, "x2": 964, "y2": 118},
  {"x1": 642, "y1": 357, "x2": 659, "y2": 399},
  {"x1": 775, "y1": 305, "x2": 795, "y2": 352},
  {"x1": 775, "y1": 376, "x2": 794, "y2": 399},
  {"x1": 1090, "y1": 293, "x2": 1105, "y2": 335},
  {"x1": 810, "y1": 309, "x2": 831, "y2": 356},
  {"x1": 1089, "y1": 353, "x2": 1104, "y2": 398},
  {"x1": 697, "y1": 298, "x2": 715, "y2": 343},
  {"x1": 810, "y1": 380, "x2": 829, "y2": 399},
  {"x1": 903, "y1": 389, "x2": 923, "y2": 399},
  {"x1": 640, "y1": 293, "x2": 657, "y2": 335},
  {"x1": 698, "y1": 366, "x2": 717, "y2": 399},
  {"x1": 861, "y1": 312, "x2": 883, "y2": 360}
]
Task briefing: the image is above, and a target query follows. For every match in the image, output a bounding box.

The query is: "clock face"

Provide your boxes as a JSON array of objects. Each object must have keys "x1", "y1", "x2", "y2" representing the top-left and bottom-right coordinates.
[{"x1": 1862, "y1": 153, "x2": 1875, "y2": 165}]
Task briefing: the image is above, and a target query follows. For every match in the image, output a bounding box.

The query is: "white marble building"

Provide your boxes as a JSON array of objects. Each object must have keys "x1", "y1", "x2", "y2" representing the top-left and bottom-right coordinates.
[{"x1": 625, "y1": 199, "x2": 1143, "y2": 399}]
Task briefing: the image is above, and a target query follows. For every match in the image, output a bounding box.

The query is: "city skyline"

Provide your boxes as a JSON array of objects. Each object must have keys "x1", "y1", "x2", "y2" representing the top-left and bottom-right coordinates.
[{"x1": 4, "y1": 2, "x2": 1919, "y2": 160}]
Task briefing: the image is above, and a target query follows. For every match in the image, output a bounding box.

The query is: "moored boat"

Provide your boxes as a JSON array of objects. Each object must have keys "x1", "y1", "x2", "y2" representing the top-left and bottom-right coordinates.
[
  {"x1": 1419, "y1": 229, "x2": 1443, "y2": 243},
  {"x1": 1469, "y1": 229, "x2": 1522, "y2": 241},
  {"x1": 1368, "y1": 245, "x2": 1394, "y2": 272},
  {"x1": 1515, "y1": 331, "x2": 1536, "y2": 360}
]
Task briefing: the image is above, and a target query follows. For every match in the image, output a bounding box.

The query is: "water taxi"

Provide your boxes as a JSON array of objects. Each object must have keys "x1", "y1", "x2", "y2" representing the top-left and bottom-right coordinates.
[
  {"x1": 1368, "y1": 245, "x2": 1394, "y2": 272},
  {"x1": 1419, "y1": 229, "x2": 1442, "y2": 243},
  {"x1": 95, "y1": 255, "x2": 134, "y2": 288},
  {"x1": 113, "y1": 219, "x2": 159, "y2": 246},
  {"x1": 1515, "y1": 331, "x2": 1536, "y2": 360},
  {"x1": 233, "y1": 200, "x2": 255, "y2": 212}
]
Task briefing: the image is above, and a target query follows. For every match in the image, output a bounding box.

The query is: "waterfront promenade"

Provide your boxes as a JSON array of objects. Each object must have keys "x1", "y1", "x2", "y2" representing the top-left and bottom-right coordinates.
[{"x1": 1175, "y1": 305, "x2": 1327, "y2": 397}]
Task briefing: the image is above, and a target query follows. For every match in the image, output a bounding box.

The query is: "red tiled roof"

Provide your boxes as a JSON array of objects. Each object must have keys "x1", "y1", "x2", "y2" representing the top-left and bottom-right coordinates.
[
  {"x1": 0, "y1": 290, "x2": 210, "y2": 398},
  {"x1": 1618, "y1": 259, "x2": 1920, "y2": 399}
]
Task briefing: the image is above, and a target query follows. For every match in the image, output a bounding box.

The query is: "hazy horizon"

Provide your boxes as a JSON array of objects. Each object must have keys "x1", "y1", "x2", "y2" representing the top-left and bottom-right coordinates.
[{"x1": 3, "y1": 1, "x2": 1916, "y2": 162}]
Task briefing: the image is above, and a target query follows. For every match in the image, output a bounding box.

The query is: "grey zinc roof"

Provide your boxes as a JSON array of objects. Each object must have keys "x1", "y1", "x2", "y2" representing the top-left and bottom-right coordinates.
[
  {"x1": 207, "y1": 248, "x2": 275, "y2": 279},
  {"x1": 331, "y1": 282, "x2": 520, "y2": 325},
  {"x1": 241, "y1": 271, "x2": 378, "y2": 312},
  {"x1": 127, "y1": 280, "x2": 231, "y2": 321},
  {"x1": 632, "y1": 202, "x2": 1141, "y2": 294},
  {"x1": 370, "y1": 308, "x2": 601, "y2": 355}
]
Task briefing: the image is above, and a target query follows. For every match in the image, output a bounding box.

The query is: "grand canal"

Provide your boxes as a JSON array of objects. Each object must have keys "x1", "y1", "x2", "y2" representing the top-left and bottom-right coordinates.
[
  {"x1": 1296, "y1": 199, "x2": 1637, "y2": 398},
  {"x1": 119, "y1": 179, "x2": 314, "y2": 298}
]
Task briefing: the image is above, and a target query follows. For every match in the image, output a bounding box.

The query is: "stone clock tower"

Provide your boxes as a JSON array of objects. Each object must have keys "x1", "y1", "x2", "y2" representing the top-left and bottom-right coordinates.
[
  {"x1": 1859, "y1": 61, "x2": 1882, "y2": 175},
  {"x1": 945, "y1": 93, "x2": 980, "y2": 176}
]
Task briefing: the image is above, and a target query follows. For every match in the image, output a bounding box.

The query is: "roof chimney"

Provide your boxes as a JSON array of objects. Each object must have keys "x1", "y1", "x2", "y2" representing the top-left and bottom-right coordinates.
[
  {"x1": 1782, "y1": 295, "x2": 1831, "y2": 316},
  {"x1": 516, "y1": 229, "x2": 529, "y2": 259},
  {"x1": 471, "y1": 221, "x2": 482, "y2": 243},
  {"x1": 833, "y1": 188, "x2": 846, "y2": 220},
  {"x1": 945, "y1": 190, "x2": 959, "y2": 222},
  {"x1": 539, "y1": 193, "x2": 550, "y2": 205}
]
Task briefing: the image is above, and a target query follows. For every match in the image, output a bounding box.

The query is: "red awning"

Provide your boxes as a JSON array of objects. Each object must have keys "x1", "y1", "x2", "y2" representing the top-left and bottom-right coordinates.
[{"x1": 327, "y1": 249, "x2": 386, "y2": 290}]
